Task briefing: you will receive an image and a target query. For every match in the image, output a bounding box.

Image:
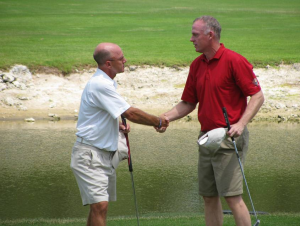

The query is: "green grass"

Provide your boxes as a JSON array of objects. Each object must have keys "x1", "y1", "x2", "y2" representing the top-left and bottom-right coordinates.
[
  {"x1": 1, "y1": 213, "x2": 300, "y2": 226},
  {"x1": 0, "y1": 0, "x2": 300, "y2": 73}
]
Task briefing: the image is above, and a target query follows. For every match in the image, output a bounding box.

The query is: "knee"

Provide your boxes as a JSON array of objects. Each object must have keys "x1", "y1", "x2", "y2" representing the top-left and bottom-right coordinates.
[
  {"x1": 225, "y1": 195, "x2": 243, "y2": 208},
  {"x1": 90, "y1": 201, "x2": 109, "y2": 216},
  {"x1": 203, "y1": 196, "x2": 220, "y2": 205}
]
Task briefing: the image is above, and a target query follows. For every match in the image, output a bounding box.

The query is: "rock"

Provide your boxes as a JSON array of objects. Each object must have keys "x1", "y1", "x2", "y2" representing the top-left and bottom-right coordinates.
[
  {"x1": 48, "y1": 113, "x2": 60, "y2": 121},
  {"x1": 0, "y1": 83, "x2": 7, "y2": 91},
  {"x1": 18, "y1": 105, "x2": 28, "y2": 111},
  {"x1": 18, "y1": 96, "x2": 29, "y2": 100},
  {"x1": 5, "y1": 82, "x2": 15, "y2": 89},
  {"x1": 2, "y1": 74, "x2": 15, "y2": 83},
  {"x1": 3, "y1": 97, "x2": 16, "y2": 106},
  {"x1": 9, "y1": 65, "x2": 32, "y2": 83},
  {"x1": 292, "y1": 63, "x2": 300, "y2": 71},
  {"x1": 129, "y1": 66, "x2": 138, "y2": 71},
  {"x1": 275, "y1": 103, "x2": 286, "y2": 109},
  {"x1": 12, "y1": 81, "x2": 27, "y2": 90},
  {"x1": 24, "y1": 117, "x2": 35, "y2": 122}
]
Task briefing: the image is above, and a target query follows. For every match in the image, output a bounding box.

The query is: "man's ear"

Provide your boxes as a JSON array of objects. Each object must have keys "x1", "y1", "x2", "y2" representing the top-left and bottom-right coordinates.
[
  {"x1": 208, "y1": 30, "x2": 214, "y2": 39},
  {"x1": 105, "y1": 60, "x2": 112, "y2": 68}
]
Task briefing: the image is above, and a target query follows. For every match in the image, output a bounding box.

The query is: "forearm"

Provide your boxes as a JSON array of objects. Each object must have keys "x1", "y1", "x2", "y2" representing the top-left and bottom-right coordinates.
[
  {"x1": 238, "y1": 90, "x2": 265, "y2": 126},
  {"x1": 122, "y1": 107, "x2": 161, "y2": 127},
  {"x1": 164, "y1": 101, "x2": 197, "y2": 122}
]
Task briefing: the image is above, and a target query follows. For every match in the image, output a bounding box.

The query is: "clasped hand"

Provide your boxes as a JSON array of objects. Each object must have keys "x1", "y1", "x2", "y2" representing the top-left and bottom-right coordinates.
[{"x1": 154, "y1": 114, "x2": 169, "y2": 133}]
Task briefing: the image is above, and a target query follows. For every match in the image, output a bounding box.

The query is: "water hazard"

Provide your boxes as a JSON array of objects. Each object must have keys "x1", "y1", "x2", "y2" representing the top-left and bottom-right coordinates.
[{"x1": 0, "y1": 120, "x2": 299, "y2": 220}]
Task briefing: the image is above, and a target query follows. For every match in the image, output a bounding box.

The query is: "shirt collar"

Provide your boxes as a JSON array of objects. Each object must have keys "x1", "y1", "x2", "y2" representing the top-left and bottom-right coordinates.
[
  {"x1": 94, "y1": 68, "x2": 117, "y2": 88},
  {"x1": 199, "y1": 43, "x2": 225, "y2": 62}
]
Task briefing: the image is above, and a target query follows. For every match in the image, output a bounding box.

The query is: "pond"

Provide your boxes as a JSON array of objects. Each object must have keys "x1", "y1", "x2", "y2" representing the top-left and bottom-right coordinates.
[{"x1": 0, "y1": 120, "x2": 299, "y2": 220}]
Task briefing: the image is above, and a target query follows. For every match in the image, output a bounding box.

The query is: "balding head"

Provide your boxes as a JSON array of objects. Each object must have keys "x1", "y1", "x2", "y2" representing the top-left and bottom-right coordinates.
[{"x1": 93, "y1": 43, "x2": 121, "y2": 66}]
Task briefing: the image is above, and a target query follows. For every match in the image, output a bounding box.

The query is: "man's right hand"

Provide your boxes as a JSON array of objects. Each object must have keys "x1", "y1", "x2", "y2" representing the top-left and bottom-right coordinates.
[
  {"x1": 160, "y1": 115, "x2": 169, "y2": 127},
  {"x1": 155, "y1": 114, "x2": 169, "y2": 133}
]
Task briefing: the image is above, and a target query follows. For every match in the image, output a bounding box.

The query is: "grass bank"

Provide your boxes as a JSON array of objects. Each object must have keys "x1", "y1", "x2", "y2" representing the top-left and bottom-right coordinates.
[
  {"x1": 0, "y1": 0, "x2": 300, "y2": 73},
  {"x1": 1, "y1": 213, "x2": 300, "y2": 226}
]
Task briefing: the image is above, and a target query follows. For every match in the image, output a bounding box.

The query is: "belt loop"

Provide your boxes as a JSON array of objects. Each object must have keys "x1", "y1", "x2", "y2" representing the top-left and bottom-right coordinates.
[{"x1": 80, "y1": 137, "x2": 83, "y2": 143}]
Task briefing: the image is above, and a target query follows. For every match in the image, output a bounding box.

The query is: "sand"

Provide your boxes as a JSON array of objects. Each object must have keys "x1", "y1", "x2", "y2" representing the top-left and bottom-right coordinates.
[{"x1": 0, "y1": 64, "x2": 299, "y2": 122}]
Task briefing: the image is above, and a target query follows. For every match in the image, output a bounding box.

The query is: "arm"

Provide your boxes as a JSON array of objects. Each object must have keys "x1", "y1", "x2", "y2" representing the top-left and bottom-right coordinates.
[
  {"x1": 228, "y1": 90, "x2": 264, "y2": 137},
  {"x1": 155, "y1": 101, "x2": 197, "y2": 133},
  {"x1": 122, "y1": 107, "x2": 169, "y2": 128},
  {"x1": 164, "y1": 101, "x2": 197, "y2": 122}
]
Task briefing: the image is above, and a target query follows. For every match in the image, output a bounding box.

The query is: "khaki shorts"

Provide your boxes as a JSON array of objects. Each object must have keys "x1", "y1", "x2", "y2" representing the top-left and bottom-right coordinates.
[
  {"x1": 198, "y1": 127, "x2": 249, "y2": 197},
  {"x1": 70, "y1": 142, "x2": 116, "y2": 206}
]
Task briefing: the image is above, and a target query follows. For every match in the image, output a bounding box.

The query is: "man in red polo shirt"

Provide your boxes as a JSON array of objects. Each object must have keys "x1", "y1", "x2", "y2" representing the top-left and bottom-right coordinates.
[{"x1": 157, "y1": 16, "x2": 264, "y2": 226}]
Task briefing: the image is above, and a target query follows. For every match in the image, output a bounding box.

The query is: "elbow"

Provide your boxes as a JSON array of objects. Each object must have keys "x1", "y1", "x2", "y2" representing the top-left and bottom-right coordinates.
[
  {"x1": 122, "y1": 107, "x2": 136, "y2": 121},
  {"x1": 259, "y1": 90, "x2": 265, "y2": 105}
]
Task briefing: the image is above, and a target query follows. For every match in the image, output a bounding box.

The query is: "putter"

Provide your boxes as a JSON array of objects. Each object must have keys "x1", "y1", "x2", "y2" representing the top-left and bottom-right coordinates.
[
  {"x1": 222, "y1": 107, "x2": 260, "y2": 226},
  {"x1": 121, "y1": 116, "x2": 140, "y2": 226}
]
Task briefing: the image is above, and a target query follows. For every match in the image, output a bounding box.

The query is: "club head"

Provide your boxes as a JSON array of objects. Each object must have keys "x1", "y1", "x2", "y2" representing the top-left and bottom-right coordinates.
[{"x1": 253, "y1": 219, "x2": 260, "y2": 226}]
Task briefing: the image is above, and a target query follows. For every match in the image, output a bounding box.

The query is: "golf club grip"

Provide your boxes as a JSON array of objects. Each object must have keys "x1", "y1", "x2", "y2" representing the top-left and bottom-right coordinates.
[
  {"x1": 222, "y1": 107, "x2": 235, "y2": 142},
  {"x1": 222, "y1": 107, "x2": 231, "y2": 130},
  {"x1": 121, "y1": 116, "x2": 133, "y2": 172}
]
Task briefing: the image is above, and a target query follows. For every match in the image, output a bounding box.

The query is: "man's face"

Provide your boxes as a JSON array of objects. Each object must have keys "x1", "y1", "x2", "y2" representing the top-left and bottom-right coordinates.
[
  {"x1": 190, "y1": 20, "x2": 210, "y2": 53},
  {"x1": 109, "y1": 47, "x2": 127, "y2": 74}
]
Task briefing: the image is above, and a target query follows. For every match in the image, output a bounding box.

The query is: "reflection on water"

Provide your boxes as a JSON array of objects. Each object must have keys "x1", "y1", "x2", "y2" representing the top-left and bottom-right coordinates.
[{"x1": 0, "y1": 120, "x2": 299, "y2": 220}]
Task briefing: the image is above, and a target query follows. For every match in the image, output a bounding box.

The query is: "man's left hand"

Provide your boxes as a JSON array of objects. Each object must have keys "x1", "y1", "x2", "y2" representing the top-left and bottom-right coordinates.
[
  {"x1": 227, "y1": 122, "x2": 245, "y2": 137},
  {"x1": 119, "y1": 123, "x2": 130, "y2": 133}
]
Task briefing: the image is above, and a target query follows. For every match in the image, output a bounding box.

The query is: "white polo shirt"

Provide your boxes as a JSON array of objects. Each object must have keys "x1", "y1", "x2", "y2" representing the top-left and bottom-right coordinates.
[{"x1": 76, "y1": 69, "x2": 130, "y2": 151}]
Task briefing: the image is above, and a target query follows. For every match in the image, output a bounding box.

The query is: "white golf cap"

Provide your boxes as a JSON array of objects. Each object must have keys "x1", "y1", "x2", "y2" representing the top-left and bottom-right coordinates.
[
  {"x1": 198, "y1": 128, "x2": 227, "y2": 151},
  {"x1": 112, "y1": 132, "x2": 129, "y2": 169}
]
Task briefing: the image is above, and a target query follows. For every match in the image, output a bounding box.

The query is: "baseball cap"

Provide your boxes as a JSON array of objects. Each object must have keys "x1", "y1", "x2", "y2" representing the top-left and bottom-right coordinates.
[
  {"x1": 198, "y1": 128, "x2": 227, "y2": 151},
  {"x1": 112, "y1": 131, "x2": 129, "y2": 169}
]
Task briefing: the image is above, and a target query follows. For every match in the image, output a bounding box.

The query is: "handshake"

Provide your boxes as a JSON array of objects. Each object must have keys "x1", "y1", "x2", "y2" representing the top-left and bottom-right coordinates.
[{"x1": 154, "y1": 114, "x2": 169, "y2": 133}]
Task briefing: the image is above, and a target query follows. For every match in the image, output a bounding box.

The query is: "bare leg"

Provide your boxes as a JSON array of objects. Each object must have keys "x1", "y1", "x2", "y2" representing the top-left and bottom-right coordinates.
[
  {"x1": 87, "y1": 201, "x2": 109, "y2": 226},
  {"x1": 202, "y1": 196, "x2": 223, "y2": 226},
  {"x1": 225, "y1": 195, "x2": 251, "y2": 226}
]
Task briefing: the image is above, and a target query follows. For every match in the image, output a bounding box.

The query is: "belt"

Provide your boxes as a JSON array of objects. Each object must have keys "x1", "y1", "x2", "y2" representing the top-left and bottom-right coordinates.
[{"x1": 76, "y1": 137, "x2": 94, "y2": 146}]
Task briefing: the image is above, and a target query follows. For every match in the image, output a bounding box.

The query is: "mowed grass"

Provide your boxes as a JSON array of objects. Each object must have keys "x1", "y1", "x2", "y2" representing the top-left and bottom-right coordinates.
[
  {"x1": 1, "y1": 213, "x2": 300, "y2": 226},
  {"x1": 0, "y1": 0, "x2": 299, "y2": 73}
]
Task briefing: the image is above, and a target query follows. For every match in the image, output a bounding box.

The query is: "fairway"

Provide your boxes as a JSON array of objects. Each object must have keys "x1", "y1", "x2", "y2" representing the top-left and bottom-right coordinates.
[
  {"x1": 0, "y1": 0, "x2": 299, "y2": 73},
  {"x1": 1, "y1": 213, "x2": 300, "y2": 226}
]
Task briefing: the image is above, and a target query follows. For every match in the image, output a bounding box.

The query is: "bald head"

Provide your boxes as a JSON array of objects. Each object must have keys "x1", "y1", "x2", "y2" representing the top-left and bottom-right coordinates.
[{"x1": 93, "y1": 43, "x2": 121, "y2": 66}]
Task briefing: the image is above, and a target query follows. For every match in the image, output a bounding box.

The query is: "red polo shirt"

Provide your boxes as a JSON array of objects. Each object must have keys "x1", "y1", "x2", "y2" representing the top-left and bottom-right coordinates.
[{"x1": 181, "y1": 44, "x2": 261, "y2": 131}]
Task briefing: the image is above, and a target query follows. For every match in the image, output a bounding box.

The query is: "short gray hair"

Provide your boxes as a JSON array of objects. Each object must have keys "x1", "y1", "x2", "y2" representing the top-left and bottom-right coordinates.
[
  {"x1": 93, "y1": 48, "x2": 111, "y2": 66},
  {"x1": 194, "y1": 16, "x2": 222, "y2": 40}
]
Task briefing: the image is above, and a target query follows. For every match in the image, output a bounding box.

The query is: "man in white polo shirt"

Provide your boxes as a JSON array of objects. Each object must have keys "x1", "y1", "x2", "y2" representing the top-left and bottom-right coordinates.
[{"x1": 71, "y1": 42, "x2": 169, "y2": 226}]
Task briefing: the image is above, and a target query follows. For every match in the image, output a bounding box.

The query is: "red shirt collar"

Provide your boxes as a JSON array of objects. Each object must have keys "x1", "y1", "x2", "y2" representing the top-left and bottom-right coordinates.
[{"x1": 199, "y1": 43, "x2": 225, "y2": 62}]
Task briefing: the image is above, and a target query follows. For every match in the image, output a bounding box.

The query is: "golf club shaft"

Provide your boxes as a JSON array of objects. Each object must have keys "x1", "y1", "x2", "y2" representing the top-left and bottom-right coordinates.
[
  {"x1": 130, "y1": 171, "x2": 140, "y2": 225},
  {"x1": 231, "y1": 139, "x2": 259, "y2": 221},
  {"x1": 121, "y1": 116, "x2": 140, "y2": 226},
  {"x1": 222, "y1": 107, "x2": 259, "y2": 223}
]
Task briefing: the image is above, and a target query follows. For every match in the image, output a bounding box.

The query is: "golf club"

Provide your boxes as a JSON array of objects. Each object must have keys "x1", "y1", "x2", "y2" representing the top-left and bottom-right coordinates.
[
  {"x1": 222, "y1": 107, "x2": 260, "y2": 226},
  {"x1": 121, "y1": 115, "x2": 140, "y2": 226}
]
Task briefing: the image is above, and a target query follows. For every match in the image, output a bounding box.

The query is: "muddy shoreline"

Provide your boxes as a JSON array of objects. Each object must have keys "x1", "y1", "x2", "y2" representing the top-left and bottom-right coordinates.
[{"x1": 1, "y1": 64, "x2": 299, "y2": 123}]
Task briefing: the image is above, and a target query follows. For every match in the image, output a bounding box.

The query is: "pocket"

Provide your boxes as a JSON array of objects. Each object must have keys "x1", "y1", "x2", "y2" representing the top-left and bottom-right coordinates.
[
  {"x1": 90, "y1": 149, "x2": 103, "y2": 167},
  {"x1": 90, "y1": 149, "x2": 111, "y2": 169},
  {"x1": 79, "y1": 149, "x2": 92, "y2": 166},
  {"x1": 220, "y1": 135, "x2": 234, "y2": 150}
]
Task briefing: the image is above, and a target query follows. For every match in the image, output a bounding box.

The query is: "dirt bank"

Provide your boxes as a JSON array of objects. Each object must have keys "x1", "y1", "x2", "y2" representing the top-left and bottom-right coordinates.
[{"x1": 0, "y1": 64, "x2": 299, "y2": 122}]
